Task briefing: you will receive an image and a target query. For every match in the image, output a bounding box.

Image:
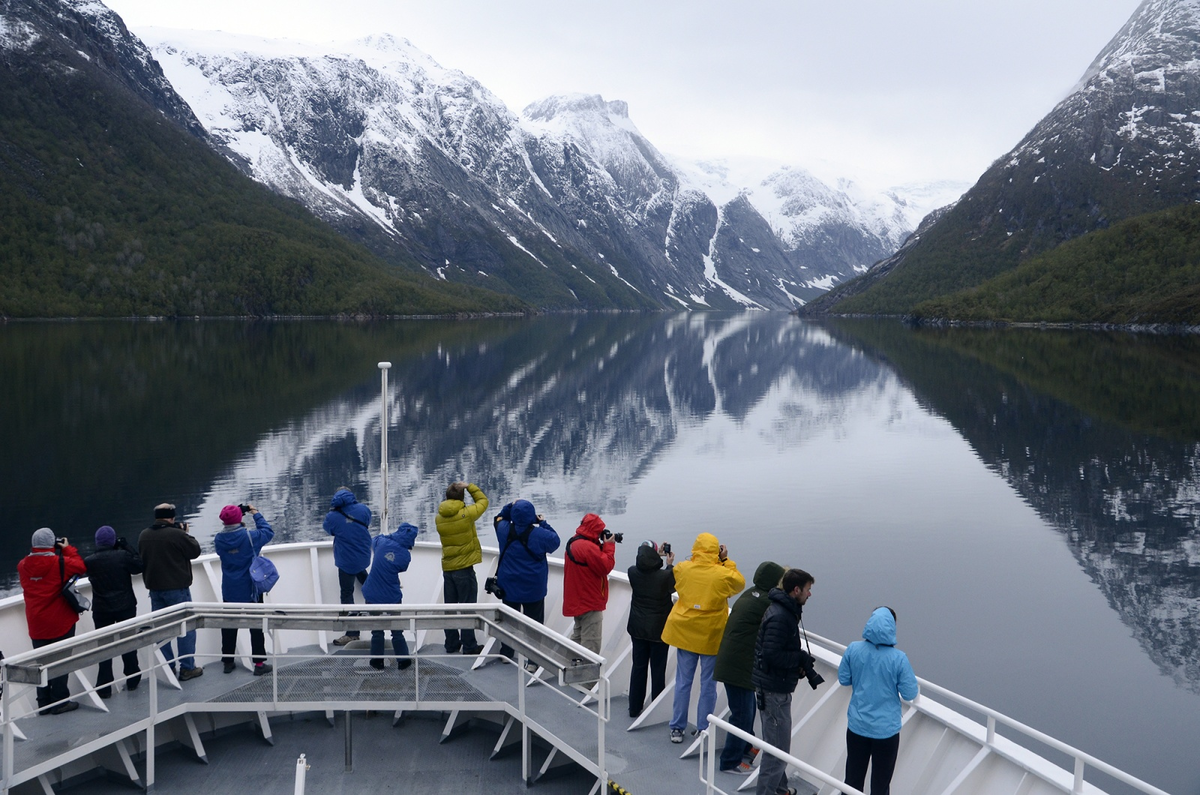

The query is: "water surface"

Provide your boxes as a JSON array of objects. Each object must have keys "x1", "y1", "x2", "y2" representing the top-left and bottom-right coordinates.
[{"x1": 1, "y1": 314, "x2": 1197, "y2": 793}]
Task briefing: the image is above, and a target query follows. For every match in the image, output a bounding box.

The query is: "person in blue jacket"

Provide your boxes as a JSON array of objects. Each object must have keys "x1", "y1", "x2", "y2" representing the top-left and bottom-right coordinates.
[
  {"x1": 361, "y1": 522, "x2": 417, "y2": 671},
  {"x1": 323, "y1": 487, "x2": 372, "y2": 646},
  {"x1": 214, "y1": 504, "x2": 275, "y2": 676},
  {"x1": 491, "y1": 500, "x2": 560, "y2": 664},
  {"x1": 837, "y1": 606, "x2": 919, "y2": 795}
]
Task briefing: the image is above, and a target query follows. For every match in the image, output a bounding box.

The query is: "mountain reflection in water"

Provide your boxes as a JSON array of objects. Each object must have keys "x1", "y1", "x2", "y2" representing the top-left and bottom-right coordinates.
[{"x1": 1, "y1": 314, "x2": 1198, "y2": 793}]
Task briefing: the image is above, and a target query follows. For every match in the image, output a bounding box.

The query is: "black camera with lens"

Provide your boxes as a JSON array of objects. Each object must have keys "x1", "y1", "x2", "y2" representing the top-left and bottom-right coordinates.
[
  {"x1": 484, "y1": 576, "x2": 505, "y2": 600},
  {"x1": 660, "y1": 542, "x2": 671, "y2": 556},
  {"x1": 799, "y1": 650, "x2": 825, "y2": 690},
  {"x1": 601, "y1": 530, "x2": 623, "y2": 543},
  {"x1": 239, "y1": 503, "x2": 252, "y2": 514}
]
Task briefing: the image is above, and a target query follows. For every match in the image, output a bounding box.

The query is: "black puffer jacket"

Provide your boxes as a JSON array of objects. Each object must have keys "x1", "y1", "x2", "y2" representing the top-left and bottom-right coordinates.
[
  {"x1": 84, "y1": 541, "x2": 145, "y2": 614},
  {"x1": 751, "y1": 587, "x2": 805, "y2": 694},
  {"x1": 626, "y1": 544, "x2": 675, "y2": 641}
]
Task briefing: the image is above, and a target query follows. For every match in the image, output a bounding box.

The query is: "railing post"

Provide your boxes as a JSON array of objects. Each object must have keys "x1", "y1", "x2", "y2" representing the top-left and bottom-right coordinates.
[
  {"x1": 704, "y1": 720, "x2": 717, "y2": 794},
  {"x1": 1074, "y1": 757, "x2": 1086, "y2": 794},
  {"x1": 147, "y1": 659, "x2": 158, "y2": 789},
  {"x1": 2, "y1": 668, "x2": 12, "y2": 795},
  {"x1": 293, "y1": 753, "x2": 307, "y2": 795},
  {"x1": 343, "y1": 711, "x2": 353, "y2": 772},
  {"x1": 378, "y1": 362, "x2": 391, "y2": 533},
  {"x1": 986, "y1": 715, "x2": 996, "y2": 745}
]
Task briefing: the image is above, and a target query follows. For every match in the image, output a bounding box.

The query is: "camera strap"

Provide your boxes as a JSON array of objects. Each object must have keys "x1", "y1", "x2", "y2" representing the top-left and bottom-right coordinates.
[{"x1": 565, "y1": 535, "x2": 591, "y2": 566}]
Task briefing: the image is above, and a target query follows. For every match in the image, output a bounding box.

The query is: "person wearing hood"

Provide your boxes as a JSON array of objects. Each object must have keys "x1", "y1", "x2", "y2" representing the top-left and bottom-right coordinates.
[
  {"x1": 214, "y1": 504, "x2": 274, "y2": 676},
  {"x1": 361, "y1": 522, "x2": 418, "y2": 671},
  {"x1": 18, "y1": 528, "x2": 86, "y2": 714},
  {"x1": 626, "y1": 541, "x2": 675, "y2": 718},
  {"x1": 714, "y1": 560, "x2": 785, "y2": 774},
  {"x1": 661, "y1": 532, "x2": 745, "y2": 743},
  {"x1": 751, "y1": 568, "x2": 815, "y2": 795},
  {"x1": 838, "y1": 606, "x2": 919, "y2": 795},
  {"x1": 435, "y1": 480, "x2": 489, "y2": 655},
  {"x1": 84, "y1": 525, "x2": 145, "y2": 697},
  {"x1": 562, "y1": 513, "x2": 615, "y2": 655},
  {"x1": 323, "y1": 487, "x2": 372, "y2": 647},
  {"x1": 491, "y1": 500, "x2": 560, "y2": 663}
]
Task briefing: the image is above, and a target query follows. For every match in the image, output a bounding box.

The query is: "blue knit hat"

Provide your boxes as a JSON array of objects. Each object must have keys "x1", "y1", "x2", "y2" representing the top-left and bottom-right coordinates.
[{"x1": 95, "y1": 525, "x2": 117, "y2": 547}]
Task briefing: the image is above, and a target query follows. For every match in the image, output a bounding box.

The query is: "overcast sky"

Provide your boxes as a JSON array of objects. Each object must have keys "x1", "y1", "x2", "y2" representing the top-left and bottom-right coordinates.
[{"x1": 104, "y1": 0, "x2": 1144, "y2": 191}]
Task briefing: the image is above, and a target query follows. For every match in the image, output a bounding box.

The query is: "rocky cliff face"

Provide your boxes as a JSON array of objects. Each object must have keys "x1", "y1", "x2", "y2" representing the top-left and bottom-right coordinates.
[
  {"x1": 805, "y1": 0, "x2": 1200, "y2": 316},
  {"x1": 139, "y1": 29, "x2": 958, "y2": 311}
]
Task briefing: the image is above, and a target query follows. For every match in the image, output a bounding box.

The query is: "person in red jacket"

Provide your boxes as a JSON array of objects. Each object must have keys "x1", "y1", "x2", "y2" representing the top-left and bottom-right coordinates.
[
  {"x1": 562, "y1": 513, "x2": 616, "y2": 654},
  {"x1": 18, "y1": 527, "x2": 86, "y2": 714}
]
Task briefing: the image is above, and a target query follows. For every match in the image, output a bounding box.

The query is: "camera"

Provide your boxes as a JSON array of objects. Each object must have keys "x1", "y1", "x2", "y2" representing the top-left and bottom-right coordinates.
[
  {"x1": 799, "y1": 651, "x2": 825, "y2": 690},
  {"x1": 56, "y1": 537, "x2": 67, "y2": 547},
  {"x1": 239, "y1": 504, "x2": 252, "y2": 514},
  {"x1": 660, "y1": 542, "x2": 671, "y2": 556},
  {"x1": 484, "y1": 576, "x2": 506, "y2": 600},
  {"x1": 601, "y1": 530, "x2": 623, "y2": 543}
]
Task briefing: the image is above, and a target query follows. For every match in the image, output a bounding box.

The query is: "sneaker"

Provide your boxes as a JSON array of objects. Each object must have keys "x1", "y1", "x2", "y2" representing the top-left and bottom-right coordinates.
[
  {"x1": 47, "y1": 701, "x2": 79, "y2": 715},
  {"x1": 223, "y1": 660, "x2": 236, "y2": 674},
  {"x1": 669, "y1": 729, "x2": 683, "y2": 743},
  {"x1": 179, "y1": 667, "x2": 204, "y2": 681},
  {"x1": 462, "y1": 644, "x2": 484, "y2": 655},
  {"x1": 253, "y1": 663, "x2": 272, "y2": 676},
  {"x1": 524, "y1": 660, "x2": 539, "y2": 674},
  {"x1": 332, "y1": 634, "x2": 357, "y2": 646},
  {"x1": 723, "y1": 763, "x2": 751, "y2": 776}
]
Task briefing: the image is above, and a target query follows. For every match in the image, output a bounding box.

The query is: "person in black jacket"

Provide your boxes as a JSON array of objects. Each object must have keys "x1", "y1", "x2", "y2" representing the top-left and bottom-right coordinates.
[
  {"x1": 751, "y1": 568, "x2": 815, "y2": 795},
  {"x1": 84, "y1": 525, "x2": 145, "y2": 697},
  {"x1": 139, "y1": 503, "x2": 203, "y2": 680},
  {"x1": 626, "y1": 541, "x2": 675, "y2": 718}
]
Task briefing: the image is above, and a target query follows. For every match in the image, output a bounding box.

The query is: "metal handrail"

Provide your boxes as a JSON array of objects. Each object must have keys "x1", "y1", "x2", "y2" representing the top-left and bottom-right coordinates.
[{"x1": 699, "y1": 714, "x2": 866, "y2": 795}]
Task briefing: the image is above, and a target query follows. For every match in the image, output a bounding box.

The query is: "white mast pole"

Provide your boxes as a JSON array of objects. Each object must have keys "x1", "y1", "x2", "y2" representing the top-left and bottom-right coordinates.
[{"x1": 378, "y1": 362, "x2": 391, "y2": 534}]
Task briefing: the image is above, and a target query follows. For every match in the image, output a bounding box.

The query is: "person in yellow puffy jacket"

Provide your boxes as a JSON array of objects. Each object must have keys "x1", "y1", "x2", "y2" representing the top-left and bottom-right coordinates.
[
  {"x1": 661, "y1": 532, "x2": 745, "y2": 743},
  {"x1": 435, "y1": 480, "x2": 489, "y2": 654}
]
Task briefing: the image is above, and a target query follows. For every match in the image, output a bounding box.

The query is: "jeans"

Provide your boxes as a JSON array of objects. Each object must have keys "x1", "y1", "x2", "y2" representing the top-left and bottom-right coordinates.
[
  {"x1": 442, "y1": 567, "x2": 478, "y2": 650},
  {"x1": 32, "y1": 627, "x2": 75, "y2": 710},
  {"x1": 628, "y1": 637, "x2": 668, "y2": 717},
  {"x1": 845, "y1": 729, "x2": 901, "y2": 795},
  {"x1": 755, "y1": 690, "x2": 792, "y2": 795},
  {"x1": 149, "y1": 588, "x2": 196, "y2": 671},
  {"x1": 499, "y1": 598, "x2": 545, "y2": 659},
  {"x1": 670, "y1": 649, "x2": 717, "y2": 733},
  {"x1": 338, "y1": 568, "x2": 368, "y2": 638},
  {"x1": 370, "y1": 629, "x2": 411, "y2": 664},
  {"x1": 720, "y1": 683, "x2": 757, "y2": 770},
  {"x1": 93, "y1": 607, "x2": 140, "y2": 695}
]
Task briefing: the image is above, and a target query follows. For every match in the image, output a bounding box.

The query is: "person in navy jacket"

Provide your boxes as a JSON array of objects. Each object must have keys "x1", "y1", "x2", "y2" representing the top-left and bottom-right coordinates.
[
  {"x1": 492, "y1": 500, "x2": 560, "y2": 663},
  {"x1": 361, "y1": 522, "x2": 417, "y2": 670},
  {"x1": 214, "y1": 504, "x2": 274, "y2": 675},
  {"x1": 838, "y1": 606, "x2": 919, "y2": 795},
  {"x1": 323, "y1": 487, "x2": 372, "y2": 646}
]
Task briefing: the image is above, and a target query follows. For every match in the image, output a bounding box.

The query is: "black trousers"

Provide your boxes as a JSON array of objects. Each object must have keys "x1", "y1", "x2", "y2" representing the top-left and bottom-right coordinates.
[
  {"x1": 498, "y1": 598, "x2": 545, "y2": 659},
  {"x1": 223, "y1": 594, "x2": 268, "y2": 664},
  {"x1": 93, "y1": 607, "x2": 140, "y2": 694},
  {"x1": 338, "y1": 568, "x2": 368, "y2": 637},
  {"x1": 627, "y1": 637, "x2": 669, "y2": 717},
  {"x1": 845, "y1": 728, "x2": 901, "y2": 795},
  {"x1": 32, "y1": 627, "x2": 75, "y2": 710}
]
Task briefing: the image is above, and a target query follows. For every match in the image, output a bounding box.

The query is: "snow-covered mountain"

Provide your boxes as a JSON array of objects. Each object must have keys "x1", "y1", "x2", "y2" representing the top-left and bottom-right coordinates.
[
  {"x1": 139, "y1": 28, "x2": 962, "y2": 311},
  {"x1": 805, "y1": 0, "x2": 1200, "y2": 316}
]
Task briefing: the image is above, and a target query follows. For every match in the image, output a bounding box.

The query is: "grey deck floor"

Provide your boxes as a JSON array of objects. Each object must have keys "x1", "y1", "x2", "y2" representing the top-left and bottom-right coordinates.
[{"x1": 11, "y1": 642, "x2": 812, "y2": 795}]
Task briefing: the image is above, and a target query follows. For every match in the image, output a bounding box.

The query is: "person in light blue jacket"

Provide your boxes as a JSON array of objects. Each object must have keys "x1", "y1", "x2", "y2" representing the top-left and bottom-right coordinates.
[
  {"x1": 837, "y1": 606, "x2": 919, "y2": 795},
  {"x1": 323, "y1": 487, "x2": 372, "y2": 645},
  {"x1": 361, "y1": 522, "x2": 417, "y2": 671},
  {"x1": 214, "y1": 504, "x2": 274, "y2": 676}
]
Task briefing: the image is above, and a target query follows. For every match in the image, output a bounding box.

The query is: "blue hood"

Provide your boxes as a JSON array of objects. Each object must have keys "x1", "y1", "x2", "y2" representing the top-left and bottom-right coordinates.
[
  {"x1": 330, "y1": 489, "x2": 357, "y2": 510},
  {"x1": 510, "y1": 500, "x2": 537, "y2": 528},
  {"x1": 862, "y1": 607, "x2": 897, "y2": 646},
  {"x1": 392, "y1": 522, "x2": 418, "y2": 548}
]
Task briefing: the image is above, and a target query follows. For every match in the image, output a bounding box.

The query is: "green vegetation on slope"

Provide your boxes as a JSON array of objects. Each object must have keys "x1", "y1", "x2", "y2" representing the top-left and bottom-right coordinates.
[
  {"x1": 913, "y1": 204, "x2": 1200, "y2": 325},
  {"x1": 0, "y1": 45, "x2": 525, "y2": 318}
]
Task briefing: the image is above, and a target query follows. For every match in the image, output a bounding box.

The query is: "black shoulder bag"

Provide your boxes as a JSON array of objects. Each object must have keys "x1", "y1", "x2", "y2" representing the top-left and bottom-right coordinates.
[{"x1": 60, "y1": 555, "x2": 91, "y2": 614}]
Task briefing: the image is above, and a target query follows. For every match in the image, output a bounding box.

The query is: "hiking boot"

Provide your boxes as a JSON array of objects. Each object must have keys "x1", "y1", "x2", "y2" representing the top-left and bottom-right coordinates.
[
  {"x1": 97, "y1": 687, "x2": 112, "y2": 699},
  {"x1": 669, "y1": 729, "x2": 683, "y2": 743},
  {"x1": 253, "y1": 663, "x2": 272, "y2": 676},
  {"x1": 47, "y1": 701, "x2": 79, "y2": 715},
  {"x1": 127, "y1": 675, "x2": 141, "y2": 691},
  {"x1": 397, "y1": 658, "x2": 412, "y2": 671},
  {"x1": 179, "y1": 667, "x2": 204, "y2": 681},
  {"x1": 332, "y1": 634, "x2": 357, "y2": 646},
  {"x1": 461, "y1": 644, "x2": 484, "y2": 655},
  {"x1": 223, "y1": 660, "x2": 236, "y2": 674}
]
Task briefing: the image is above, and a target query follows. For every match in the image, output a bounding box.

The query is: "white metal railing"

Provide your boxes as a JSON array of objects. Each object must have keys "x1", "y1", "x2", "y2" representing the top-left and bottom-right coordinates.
[
  {"x1": 699, "y1": 714, "x2": 866, "y2": 795},
  {"x1": 0, "y1": 602, "x2": 607, "y2": 795}
]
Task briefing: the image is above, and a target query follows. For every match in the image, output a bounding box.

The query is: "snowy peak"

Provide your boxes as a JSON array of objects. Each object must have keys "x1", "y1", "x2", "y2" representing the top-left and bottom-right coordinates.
[{"x1": 1075, "y1": 0, "x2": 1200, "y2": 92}]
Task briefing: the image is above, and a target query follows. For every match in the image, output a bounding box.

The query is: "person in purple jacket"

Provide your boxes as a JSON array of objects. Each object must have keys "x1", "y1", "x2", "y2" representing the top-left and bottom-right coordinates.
[
  {"x1": 491, "y1": 500, "x2": 560, "y2": 665},
  {"x1": 323, "y1": 487, "x2": 372, "y2": 646},
  {"x1": 214, "y1": 504, "x2": 275, "y2": 676},
  {"x1": 361, "y1": 522, "x2": 417, "y2": 671}
]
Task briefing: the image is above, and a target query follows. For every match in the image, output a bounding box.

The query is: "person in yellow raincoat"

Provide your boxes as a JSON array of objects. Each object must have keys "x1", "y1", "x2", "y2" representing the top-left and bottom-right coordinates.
[{"x1": 660, "y1": 532, "x2": 745, "y2": 743}]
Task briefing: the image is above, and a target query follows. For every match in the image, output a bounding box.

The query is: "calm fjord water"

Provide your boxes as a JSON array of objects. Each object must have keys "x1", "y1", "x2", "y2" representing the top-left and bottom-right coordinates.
[{"x1": 1, "y1": 313, "x2": 1198, "y2": 793}]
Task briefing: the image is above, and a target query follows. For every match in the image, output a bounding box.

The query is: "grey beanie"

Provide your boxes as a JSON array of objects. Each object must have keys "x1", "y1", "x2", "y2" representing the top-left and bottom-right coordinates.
[{"x1": 31, "y1": 527, "x2": 56, "y2": 548}]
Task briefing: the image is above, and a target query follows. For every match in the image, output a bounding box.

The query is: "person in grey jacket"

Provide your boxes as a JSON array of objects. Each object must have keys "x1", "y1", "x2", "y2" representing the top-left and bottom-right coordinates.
[
  {"x1": 84, "y1": 525, "x2": 144, "y2": 697},
  {"x1": 838, "y1": 607, "x2": 919, "y2": 795}
]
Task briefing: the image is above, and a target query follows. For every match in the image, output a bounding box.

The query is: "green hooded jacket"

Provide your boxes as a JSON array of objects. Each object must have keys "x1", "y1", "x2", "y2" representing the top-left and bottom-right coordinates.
[{"x1": 713, "y1": 560, "x2": 786, "y2": 689}]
